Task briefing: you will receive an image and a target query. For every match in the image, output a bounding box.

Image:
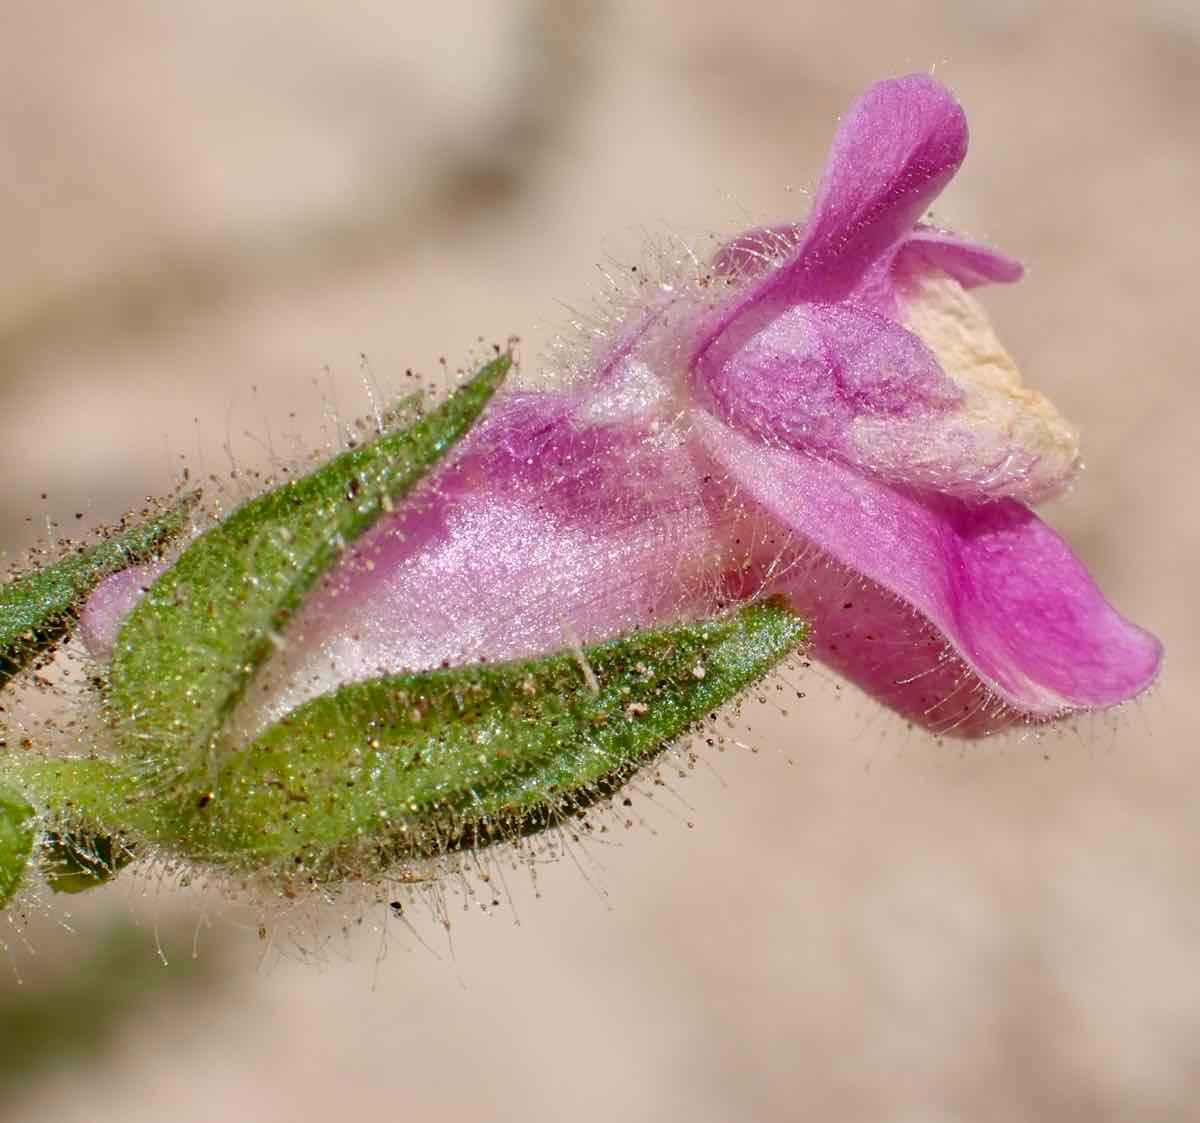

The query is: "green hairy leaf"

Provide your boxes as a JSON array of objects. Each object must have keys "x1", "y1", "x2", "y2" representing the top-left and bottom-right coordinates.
[
  {"x1": 0, "y1": 492, "x2": 198, "y2": 689},
  {"x1": 107, "y1": 355, "x2": 510, "y2": 777},
  {"x1": 5, "y1": 601, "x2": 805, "y2": 888},
  {"x1": 184, "y1": 598, "x2": 806, "y2": 877}
]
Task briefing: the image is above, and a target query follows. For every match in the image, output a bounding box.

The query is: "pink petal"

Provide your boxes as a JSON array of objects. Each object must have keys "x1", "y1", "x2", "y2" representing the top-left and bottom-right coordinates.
[
  {"x1": 697, "y1": 412, "x2": 1162, "y2": 729},
  {"x1": 896, "y1": 224, "x2": 1024, "y2": 288},
  {"x1": 696, "y1": 73, "x2": 969, "y2": 368},
  {"x1": 711, "y1": 224, "x2": 1022, "y2": 317},
  {"x1": 694, "y1": 300, "x2": 960, "y2": 452},
  {"x1": 694, "y1": 297, "x2": 1073, "y2": 504},
  {"x1": 79, "y1": 560, "x2": 167, "y2": 664},
  {"x1": 780, "y1": 74, "x2": 968, "y2": 300},
  {"x1": 235, "y1": 394, "x2": 742, "y2": 734}
]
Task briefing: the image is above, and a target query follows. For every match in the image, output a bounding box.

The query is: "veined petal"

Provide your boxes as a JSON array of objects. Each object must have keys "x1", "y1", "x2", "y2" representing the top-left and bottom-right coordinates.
[
  {"x1": 233, "y1": 395, "x2": 740, "y2": 736},
  {"x1": 695, "y1": 300, "x2": 960, "y2": 450},
  {"x1": 697, "y1": 411, "x2": 1161, "y2": 730},
  {"x1": 695, "y1": 290, "x2": 1077, "y2": 504}
]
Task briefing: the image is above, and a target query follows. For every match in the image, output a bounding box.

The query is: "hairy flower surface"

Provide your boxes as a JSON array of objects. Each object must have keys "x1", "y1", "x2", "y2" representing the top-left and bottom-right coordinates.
[{"x1": 85, "y1": 74, "x2": 1160, "y2": 738}]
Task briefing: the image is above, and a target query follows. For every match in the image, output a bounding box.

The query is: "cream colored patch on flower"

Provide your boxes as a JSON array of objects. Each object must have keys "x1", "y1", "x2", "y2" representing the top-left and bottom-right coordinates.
[{"x1": 902, "y1": 270, "x2": 1081, "y2": 499}]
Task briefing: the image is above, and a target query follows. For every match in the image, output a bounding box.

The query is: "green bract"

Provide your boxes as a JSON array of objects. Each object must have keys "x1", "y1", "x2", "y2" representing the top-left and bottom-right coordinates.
[
  {"x1": 0, "y1": 492, "x2": 198, "y2": 689},
  {"x1": 108, "y1": 355, "x2": 509, "y2": 779}
]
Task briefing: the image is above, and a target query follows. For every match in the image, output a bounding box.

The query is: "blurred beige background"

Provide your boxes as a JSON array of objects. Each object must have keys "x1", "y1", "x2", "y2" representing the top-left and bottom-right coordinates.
[{"x1": 1, "y1": 1, "x2": 1197, "y2": 1120}]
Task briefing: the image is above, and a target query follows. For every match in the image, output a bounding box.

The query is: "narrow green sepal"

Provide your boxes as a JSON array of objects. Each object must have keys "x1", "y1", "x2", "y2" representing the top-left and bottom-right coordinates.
[
  {"x1": 0, "y1": 492, "x2": 198, "y2": 690},
  {"x1": 182, "y1": 599, "x2": 807, "y2": 880},
  {"x1": 107, "y1": 355, "x2": 509, "y2": 776}
]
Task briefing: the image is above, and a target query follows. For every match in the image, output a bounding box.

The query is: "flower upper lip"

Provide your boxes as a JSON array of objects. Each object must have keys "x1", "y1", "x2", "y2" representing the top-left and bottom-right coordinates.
[{"x1": 697, "y1": 73, "x2": 971, "y2": 361}]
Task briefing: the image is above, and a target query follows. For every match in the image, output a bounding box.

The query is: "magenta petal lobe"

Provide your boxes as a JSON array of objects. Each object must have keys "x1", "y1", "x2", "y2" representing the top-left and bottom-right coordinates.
[
  {"x1": 695, "y1": 301, "x2": 960, "y2": 452},
  {"x1": 896, "y1": 225, "x2": 1024, "y2": 289},
  {"x1": 768, "y1": 73, "x2": 969, "y2": 303},
  {"x1": 696, "y1": 73, "x2": 970, "y2": 367},
  {"x1": 698, "y1": 412, "x2": 1161, "y2": 727}
]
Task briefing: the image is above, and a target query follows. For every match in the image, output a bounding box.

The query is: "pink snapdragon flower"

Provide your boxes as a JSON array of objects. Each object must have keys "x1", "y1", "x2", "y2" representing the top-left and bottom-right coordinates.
[{"x1": 85, "y1": 74, "x2": 1161, "y2": 738}]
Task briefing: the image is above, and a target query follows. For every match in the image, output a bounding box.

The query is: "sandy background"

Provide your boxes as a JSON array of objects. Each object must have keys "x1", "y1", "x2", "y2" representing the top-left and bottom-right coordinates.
[{"x1": 1, "y1": 2, "x2": 1197, "y2": 1120}]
